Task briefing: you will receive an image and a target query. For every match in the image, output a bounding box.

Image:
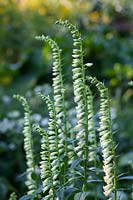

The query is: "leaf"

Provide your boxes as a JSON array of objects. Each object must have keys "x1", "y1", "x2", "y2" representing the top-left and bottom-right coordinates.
[
  {"x1": 88, "y1": 167, "x2": 104, "y2": 173},
  {"x1": 87, "y1": 179, "x2": 103, "y2": 183},
  {"x1": 119, "y1": 176, "x2": 133, "y2": 180},
  {"x1": 31, "y1": 171, "x2": 39, "y2": 180},
  {"x1": 118, "y1": 172, "x2": 129, "y2": 178},
  {"x1": 31, "y1": 185, "x2": 43, "y2": 196},
  {"x1": 115, "y1": 191, "x2": 128, "y2": 200},
  {"x1": 74, "y1": 171, "x2": 84, "y2": 178},
  {"x1": 19, "y1": 195, "x2": 31, "y2": 200},
  {"x1": 70, "y1": 159, "x2": 82, "y2": 169},
  {"x1": 56, "y1": 188, "x2": 64, "y2": 200},
  {"x1": 16, "y1": 171, "x2": 28, "y2": 180},
  {"x1": 74, "y1": 192, "x2": 89, "y2": 200},
  {"x1": 64, "y1": 186, "x2": 79, "y2": 199}
]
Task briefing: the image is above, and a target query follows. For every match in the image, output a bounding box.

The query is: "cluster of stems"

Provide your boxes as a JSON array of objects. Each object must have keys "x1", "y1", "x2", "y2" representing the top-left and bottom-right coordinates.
[{"x1": 12, "y1": 20, "x2": 118, "y2": 200}]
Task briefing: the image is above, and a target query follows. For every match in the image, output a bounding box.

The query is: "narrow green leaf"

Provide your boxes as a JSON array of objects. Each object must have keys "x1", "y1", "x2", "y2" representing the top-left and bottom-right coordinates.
[
  {"x1": 119, "y1": 176, "x2": 133, "y2": 180},
  {"x1": 19, "y1": 195, "x2": 31, "y2": 200},
  {"x1": 74, "y1": 192, "x2": 89, "y2": 200}
]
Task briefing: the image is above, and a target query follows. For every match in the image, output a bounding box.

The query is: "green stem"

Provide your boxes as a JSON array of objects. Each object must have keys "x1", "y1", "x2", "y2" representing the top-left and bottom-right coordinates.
[
  {"x1": 111, "y1": 140, "x2": 117, "y2": 200},
  {"x1": 80, "y1": 43, "x2": 89, "y2": 191},
  {"x1": 107, "y1": 93, "x2": 117, "y2": 200},
  {"x1": 94, "y1": 157, "x2": 98, "y2": 200},
  {"x1": 62, "y1": 93, "x2": 68, "y2": 184},
  {"x1": 94, "y1": 123, "x2": 98, "y2": 200},
  {"x1": 45, "y1": 132, "x2": 56, "y2": 198},
  {"x1": 58, "y1": 56, "x2": 68, "y2": 183},
  {"x1": 94, "y1": 187, "x2": 97, "y2": 200},
  {"x1": 53, "y1": 105, "x2": 62, "y2": 186}
]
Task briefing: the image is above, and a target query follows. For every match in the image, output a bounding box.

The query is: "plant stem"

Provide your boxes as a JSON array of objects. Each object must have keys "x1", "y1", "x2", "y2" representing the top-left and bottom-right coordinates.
[
  {"x1": 45, "y1": 132, "x2": 56, "y2": 198},
  {"x1": 108, "y1": 93, "x2": 117, "y2": 200},
  {"x1": 80, "y1": 43, "x2": 89, "y2": 191},
  {"x1": 53, "y1": 106, "x2": 62, "y2": 185},
  {"x1": 58, "y1": 56, "x2": 68, "y2": 184}
]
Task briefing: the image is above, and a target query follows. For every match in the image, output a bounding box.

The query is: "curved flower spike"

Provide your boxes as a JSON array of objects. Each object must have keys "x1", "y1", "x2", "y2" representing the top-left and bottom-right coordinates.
[
  {"x1": 13, "y1": 94, "x2": 37, "y2": 195},
  {"x1": 88, "y1": 77, "x2": 117, "y2": 200}
]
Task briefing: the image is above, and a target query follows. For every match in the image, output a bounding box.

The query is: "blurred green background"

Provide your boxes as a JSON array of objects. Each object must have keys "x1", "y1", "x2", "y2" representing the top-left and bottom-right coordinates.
[{"x1": 0, "y1": 0, "x2": 133, "y2": 199}]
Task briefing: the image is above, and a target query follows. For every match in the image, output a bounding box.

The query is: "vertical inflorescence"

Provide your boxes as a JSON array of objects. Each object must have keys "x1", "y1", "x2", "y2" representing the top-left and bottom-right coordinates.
[
  {"x1": 12, "y1": 20, "x2": 120, "y2": 200},
  {"x1": 36, "y1": 35, "x2": 74, "y2": 182},
  {"x1": 56, "y1": 20, "x2": 96, "y2": 190},
  {"x1": 33, "y1": 124, "x2": 57, "y2": 200},
  {"x1": 86, "y1": 88, "x2": 97, "y2": 165},
  {"x1": 56, "y1": 19, "x2": 87, "y2": 157},
  {"x1": 88, "y1": 77, "x2": 117, "y2": 200},
  {"x1": 13, "y1": 95, "x2": 37, "y2": 195},
  {"x1": 39, "y1": 95, "x2": 61, "y2": 189},
  {"x1": 34, "y1": 94, "x2": 63, "y2": 199}
]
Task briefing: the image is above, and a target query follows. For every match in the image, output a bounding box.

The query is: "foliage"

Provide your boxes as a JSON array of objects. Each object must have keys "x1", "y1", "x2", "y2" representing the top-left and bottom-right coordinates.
[{"x1": 11, "y1": 20, "x2": 132, "y2": 200}]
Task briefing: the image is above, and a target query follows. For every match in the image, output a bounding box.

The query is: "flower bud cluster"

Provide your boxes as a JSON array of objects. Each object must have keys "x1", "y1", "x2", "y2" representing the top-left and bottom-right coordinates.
[
  {"x1": 13, "y1": 95, "x2": 37, "y2": 194},
  {"x1": 34, "y1": 124, "x2": 57, "y2": 200},
  {"x1": 88, "y1": 77, "x2": 115, "y2": 199}
]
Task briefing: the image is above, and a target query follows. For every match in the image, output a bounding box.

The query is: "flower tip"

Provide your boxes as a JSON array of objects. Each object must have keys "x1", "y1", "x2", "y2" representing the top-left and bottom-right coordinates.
[
  {"x1": 35, "y1": 36, "x2": 40, "y2": 40},
  {"x1": 85, "y1": 63, "x2": 93, "y2": 67},
  {"x1": 55, "y1": 20, "x2": 61, "y2": 24},
  {"x1": 35, "y1": 35, "x2": 45, "y2": 40}
]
